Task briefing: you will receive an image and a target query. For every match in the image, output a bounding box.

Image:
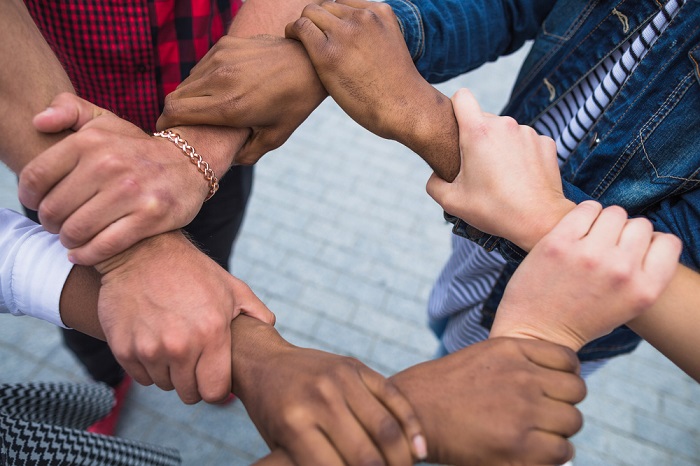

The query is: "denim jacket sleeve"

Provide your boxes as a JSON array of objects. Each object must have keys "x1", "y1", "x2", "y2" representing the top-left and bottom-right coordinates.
[{"x1": 384, "y1": 0, "x2": 556, "y2": 83}]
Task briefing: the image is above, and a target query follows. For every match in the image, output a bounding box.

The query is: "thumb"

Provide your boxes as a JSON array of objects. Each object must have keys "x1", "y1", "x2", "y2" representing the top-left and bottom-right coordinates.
[
  {"x1": 451, "y1": 88, "x2": 485, "y2": 134},
  {"x1": 33, "y1": 92, "x2": 108, "y2": 133},
  {"x1": 425, "y1": 171, "x2": 452, "y2": 207}
]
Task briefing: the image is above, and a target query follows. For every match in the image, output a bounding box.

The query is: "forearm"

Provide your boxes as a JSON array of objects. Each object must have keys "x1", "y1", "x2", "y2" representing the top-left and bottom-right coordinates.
[
  {"x1": 395, "y1": 85, "x2": 460, "y2": 181},
  {"x1": 627, "y1": 265, "x2": 700, "y2": 382},
  {"x1": 0, "y1": 0, "x2": 75, "y2": 172},
  {"x1": 228, "y1": 0, "x2": 324, "y2": 37},
  {"x1": 59, "y1": 266, "x2": 104, "y2": 339}
]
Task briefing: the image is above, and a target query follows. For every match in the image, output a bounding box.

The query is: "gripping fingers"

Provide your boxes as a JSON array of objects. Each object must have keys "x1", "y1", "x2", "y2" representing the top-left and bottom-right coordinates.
[
  {"x1": 538, "y1": 368, "x2": 587, "y2": 404},
  {"x1": 534, "y1": 398, "x2": 584, "y2": 438},
  {"x1": 546, "y1": 200, "x2": 603, "y2": 241},
  {"x1": 68, "y1": 216, "x2": 156, "y2": 266},
  {"x1": 521, "y1": 430, "x2": 576, "y2": 465},
  {"x1": 359, "y1": 368, "x2": 427, "y2": 461},
  {"x1": 520, "y1": 339, "x2": 581, "y2": 375},
  {"x1": 194, "y1": 335, "x2": 233, "y2": 404},
  {"x1": 285, "y1": 429, "x2": 345, "y2": 466}
]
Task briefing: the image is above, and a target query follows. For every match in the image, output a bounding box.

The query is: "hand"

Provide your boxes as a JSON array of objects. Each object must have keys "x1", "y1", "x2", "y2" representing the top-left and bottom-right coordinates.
[
  {"x1": 285, "y1": 0, "x2": 460, "y2": 181},
  {"x1": 426, "y1": 88, "x2": 576, "y2": 250},
  {"x1": 157, "y1": 35, "x2": 327, "y2": 165},
  {"x1": 232, "y1": 318, "x2": 427, "y2": 466},
  {"x1": 96, "y1": 231, "x2": 276, "y2": 405},
  {"x1": 19, "y1": 93, "x2": 218, "y2": 265},
  {"x1": 390, "y1": 337, "x2": 586, "y2": 466},
  {"x1": 491, "y1": 201, "x2": 683, "y2": 351}
]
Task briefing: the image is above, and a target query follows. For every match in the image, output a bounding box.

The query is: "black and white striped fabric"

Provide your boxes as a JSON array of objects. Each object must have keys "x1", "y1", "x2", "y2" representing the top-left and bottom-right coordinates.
[
  {"x1": 534, "y1": 0, "x2": 682, "y2": 160},
  {"x1": 0, "y1": 382, "x2": 181, "y2": 466},
  {"x1": 430, "y1": 1, "x2": 682, "y2": 371}
]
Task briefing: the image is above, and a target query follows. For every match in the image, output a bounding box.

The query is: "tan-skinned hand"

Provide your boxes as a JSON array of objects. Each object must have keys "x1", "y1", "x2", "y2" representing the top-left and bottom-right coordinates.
[
  {"x1": 285, "y1": 0, "x2": 460, "y2": 181},
  {"x1": 157, "y1": 35, "x2": 327, "y2": 165},
  {"x1": 96, "y1": 231, "x2": 275, "y2": 405},
  {"x1": 230, "y1": 318, "x2": 428, "y2": 466},
  {"x1": 252, "y1": 337, "x2": 586, "y2": 466},
  {"x1": 20, "y1": 93, "x2": 240, "y2": 265}
]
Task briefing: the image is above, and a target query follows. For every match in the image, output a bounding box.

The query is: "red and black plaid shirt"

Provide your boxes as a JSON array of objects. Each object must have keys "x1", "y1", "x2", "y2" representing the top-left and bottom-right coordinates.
[{"x1": 25, "y1": 0, "x2": 242, "y2": 131}]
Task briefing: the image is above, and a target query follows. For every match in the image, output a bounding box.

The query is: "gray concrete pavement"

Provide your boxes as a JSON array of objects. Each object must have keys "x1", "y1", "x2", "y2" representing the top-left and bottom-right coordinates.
[{"x1": 1, "y1": 47, "x2": 698, "y2": 465}]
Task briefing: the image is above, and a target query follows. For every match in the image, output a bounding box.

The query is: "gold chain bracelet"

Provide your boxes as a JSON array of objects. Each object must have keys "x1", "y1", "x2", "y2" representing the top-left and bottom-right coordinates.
[{"x1": 153, "y1": 130, "x2": 219, "y2": 201}]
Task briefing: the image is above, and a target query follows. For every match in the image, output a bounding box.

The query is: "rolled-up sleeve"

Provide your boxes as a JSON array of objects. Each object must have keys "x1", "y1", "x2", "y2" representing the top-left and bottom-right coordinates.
[{"x1": 0, "y1": 209, "x2": 73, "y2": 327}]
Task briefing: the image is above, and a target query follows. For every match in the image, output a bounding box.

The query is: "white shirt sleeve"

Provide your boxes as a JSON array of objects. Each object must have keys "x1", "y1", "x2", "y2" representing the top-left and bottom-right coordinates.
[{"x1": 0, "y1": 208, "x2": 73, "y2": 327}]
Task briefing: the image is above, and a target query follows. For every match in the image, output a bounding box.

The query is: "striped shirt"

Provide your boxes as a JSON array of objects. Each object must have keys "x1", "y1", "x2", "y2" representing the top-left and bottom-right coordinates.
[{"x1": 430, "y1": 0, "x2": 682, "y2": 373}]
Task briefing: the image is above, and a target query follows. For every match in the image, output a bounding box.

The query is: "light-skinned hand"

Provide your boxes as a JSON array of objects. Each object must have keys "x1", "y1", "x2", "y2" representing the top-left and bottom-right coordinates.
[
  {"x1": 426, "y1": 88, "x2": 575, "y2": 250},
  {"x1": 491, "y1": 201, "x2": 682, "y2": 351},
  {"x1": 21, "y1": 93, "x2": 241, "y2": 265},
  {"x1": 96, "y1": 231, "x2": 275, "y2": 404}
]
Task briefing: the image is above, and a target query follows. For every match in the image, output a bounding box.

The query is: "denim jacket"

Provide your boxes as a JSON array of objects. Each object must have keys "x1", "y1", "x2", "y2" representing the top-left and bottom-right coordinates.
[{"x1": 385, "y1": 0, "x2": 700, "y2": 359}]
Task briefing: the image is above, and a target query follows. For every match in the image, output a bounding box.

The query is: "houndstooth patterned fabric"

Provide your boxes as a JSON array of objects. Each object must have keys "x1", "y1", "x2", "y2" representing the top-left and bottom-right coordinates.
[{"x1": 0, "y1": 382, "x2": 180, "y2": 466}]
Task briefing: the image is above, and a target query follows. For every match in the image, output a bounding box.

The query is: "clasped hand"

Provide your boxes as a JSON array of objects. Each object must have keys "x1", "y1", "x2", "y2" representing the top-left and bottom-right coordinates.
[{"x1": 19, "y1": 93, "x2": 214, "y2": 266}]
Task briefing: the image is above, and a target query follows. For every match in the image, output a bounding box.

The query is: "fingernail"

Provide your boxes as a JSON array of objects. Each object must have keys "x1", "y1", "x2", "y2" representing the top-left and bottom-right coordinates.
[
  {"x1": 412, "y1": 434, "x2": 427, "y2": 460},
  {"x1": 67, "y1": 253, "x2": 77, "y2": 264},
  {"x1": 36, "y1": 107, "x2": 57, "y2": 118}
]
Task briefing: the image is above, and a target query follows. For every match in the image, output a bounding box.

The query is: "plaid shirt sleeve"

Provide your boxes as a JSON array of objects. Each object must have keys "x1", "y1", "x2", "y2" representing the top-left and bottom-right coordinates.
[{"x1": 24, "y1": 0, "x2": 242, "y2": 132}]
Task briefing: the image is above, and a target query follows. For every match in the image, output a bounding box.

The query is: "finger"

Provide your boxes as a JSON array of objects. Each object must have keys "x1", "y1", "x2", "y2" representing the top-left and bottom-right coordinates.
[
  {"x1": 36, "y1": 174, "x2": 99, "y2": 234},
  {"x1": 119, "y1": 359, "x2": 155, "y2": 387},
  {"x1": 357, "y1": 368, "x2": 427, "y2": 462},
  {"x1": 33, "y1": 92, "x2": 108, "y2": 133},
  {"x1": 584, "y1": 204, "x2": 628, "y2": 245},
  {"x1": 57, "y1": 190, "x2": 137, "y2": 250},
  {"x1": 285, "y1": 429, "x2": 345, "y2": 466},
  {"x1": 534, "y1": 399, "x2": 584, "y2": 438},
  {"x1": 251, "y1": 449, "x2": 295, "y2": 466},
  {"x1": 617, "y1": 217, "x2": 654, "y2": 261},
  {"x1": 143, "y1": 359, "x2": 175, "y2": 392},
  {"x1": 234, "y1": 130, "x2": 283, "y2": 166},
  {"x1": 642, "y1": 232, "x2": 682, "y2": 279},
  {"x1": 318, "y1": 0, "x2": 356, "y2": 17},
  {"x1": 521, "y1": 430, "x2": 576, "y2": 465},
  {"x1": 519, "y1": 339, "x2": 581, "y2": 374},
  {"x1": 169, "y1": 354, "x2": 203, "y2": 405},
  {"x1": 538, "y1": 369, "x2": 587, "y2": 404},
  {"x1": 195, "y1": 333, "x2": 233, "y2": 404},
  {"x1": 334, "y1": 0, "x2": 376, "y2": 8},
  {"x1": 320, "y1": 399, "x2": 391, "y2": 466},
  {"x1": 285, "y1": 14, "x2": 328, "y2": 45},
  {"x1": 546, "y1": 200, "x2": 603, "y2": 241},
  {"x1": 18, "y1": 143, "x2": 81, "y2": 211},
  {"x1": 451, "y1": 88, "x2": 486, "y2": 135},
  {"x1": 425, "y1": 171, "x2": 453, "y2": 209},
  {"x1": 67, "y1": 216, "x2": 157, "y2": 266},
  {"x1": 160, "y1": 95, "x2": 234, "y2": 129}
]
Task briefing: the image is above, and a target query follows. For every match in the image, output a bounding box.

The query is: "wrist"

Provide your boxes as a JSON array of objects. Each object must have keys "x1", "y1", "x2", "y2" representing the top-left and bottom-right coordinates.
[
  {"x1": 94, "y1": 230, "x2": 187, "y2": 276},
  {"x1": 514, "y1": 198, "x2": 577, "y2": 252},
  {"x1": 401, "y1": 86, "x2": 460, "y2": 182},
  {"x1": 170, "y1": 125, "x2": 249, "y2": 175},
  {"x1": 230, "y1": 316, "x2": 291, "y2": 399}
]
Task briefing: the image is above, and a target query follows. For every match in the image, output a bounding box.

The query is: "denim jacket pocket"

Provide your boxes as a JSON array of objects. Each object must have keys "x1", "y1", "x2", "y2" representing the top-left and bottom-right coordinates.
[
  {"x1": 635, "y1": 68, "x2": 700, "y2": 200},
  {"x1": 541, "y1": 0, "x2": 597, "y2": 42}
]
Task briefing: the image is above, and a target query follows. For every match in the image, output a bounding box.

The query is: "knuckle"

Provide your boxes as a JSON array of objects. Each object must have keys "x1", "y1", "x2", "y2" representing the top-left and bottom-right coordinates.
[
  {"x1": 135, "y1": 340, "x2": 161, "y2": 363},
  {"x1": 199, "y1": 384, "x2": 229, "y2": 404},
  {"x1": 375, "y1": 415, "x2": 402, "y2": 445},
  {"x1": 95, "y1": 151, "x2": 127, "y2": 173},
  {"x1": 279, "y1": 404, "x2": 311, "y2": 429},
  {"x1": 19, "y1": 165, "x2": 46, "y2": 195},
  {"x1": 60, "y1": 220, "x2": 90, "y2": 246},
  {"x1": 38, "y1": 202, "x2": 61, "y2": 229},
  {"x1": 92, "y1": 236, "x2": 124, "y2": 261}
]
